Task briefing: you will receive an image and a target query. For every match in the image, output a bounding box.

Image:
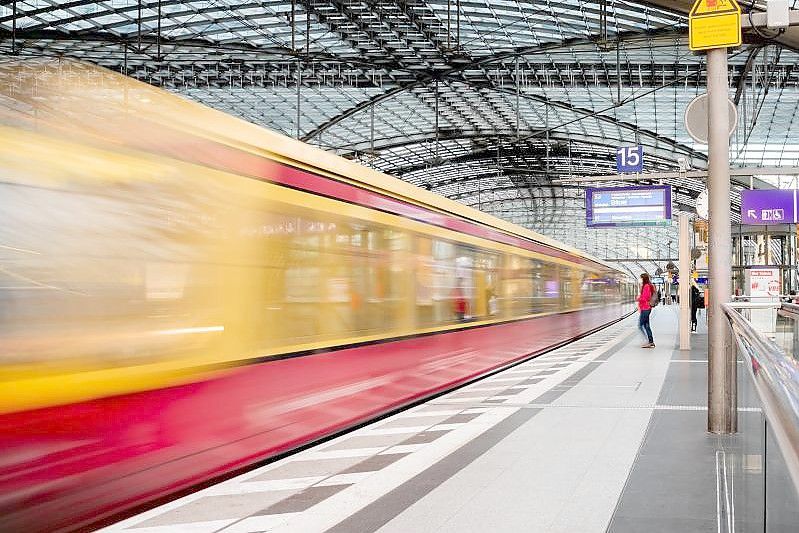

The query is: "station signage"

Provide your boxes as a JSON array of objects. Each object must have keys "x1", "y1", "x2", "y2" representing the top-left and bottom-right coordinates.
[
  {"x1": 616, "y1": 145, "x2": 644, "y2": 173},
  {"x1": 689, "y1": 0, "x2": 742, "y2": 51},
  {"x1": 740, "y1": 189, "x2": 798, "y2": 225},
  {"x1": 585, "y1": 185, "x2": 673, "y2": 228}
]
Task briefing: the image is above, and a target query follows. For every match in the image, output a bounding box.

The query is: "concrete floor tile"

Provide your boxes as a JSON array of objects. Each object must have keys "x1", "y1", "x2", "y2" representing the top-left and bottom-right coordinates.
[
  {"x1": 323, "y1": 433, "x2": 414, "y2": 451},
  {"x1": 259, "y1": 485, "x2": 350, "y2": 514},
  {"x1": 126, "y1": 520, "x2": 237, "y2": 532},
  {"x1": 217, "y1": 514, "x2": 295, "y2": 533},
  {"x1": 377, "y1": 415, "x2": 448, "y2": 429},
  {"x1": 400, "y1": 430, "x2": 450, "y2": 445},
  {"x1": 135, "y1": 492, "x2": 296, "y2": 526},
  {"x1": 248, "y1": 457, "x2": 365, "y2": 481},
  {"x1": 441, "y1": 412, "x2": 482, "y2": 424},
  {"x1": 342, "y1": 453, "x2": 409, "y2": 473}
]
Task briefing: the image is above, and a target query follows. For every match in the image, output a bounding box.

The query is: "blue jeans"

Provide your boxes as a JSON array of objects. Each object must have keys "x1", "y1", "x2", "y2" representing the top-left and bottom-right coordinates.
[{"x1": 639, "y1": 309, "x2": 653, "y2": 344}]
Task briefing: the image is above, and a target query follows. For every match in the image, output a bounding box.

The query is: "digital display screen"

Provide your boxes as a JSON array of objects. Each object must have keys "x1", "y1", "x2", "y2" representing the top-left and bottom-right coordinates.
[{"x1": 585, "y1": 185, "x2": 672, "y2": 228}]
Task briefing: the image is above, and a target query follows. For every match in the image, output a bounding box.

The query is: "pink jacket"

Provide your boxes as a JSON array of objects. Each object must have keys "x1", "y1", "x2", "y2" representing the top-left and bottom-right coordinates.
[{"x1": 639, "y1": 284, "x2": 654, "y2": 311}]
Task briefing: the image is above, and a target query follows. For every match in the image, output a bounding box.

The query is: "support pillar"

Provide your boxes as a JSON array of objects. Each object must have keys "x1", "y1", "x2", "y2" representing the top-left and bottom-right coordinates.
[
  {"x1": 706, "y1": 47, "x2": 737, "y2": 434},
  {"x1": 679, "y1": 213, "x2": 691, "y2": 350}
]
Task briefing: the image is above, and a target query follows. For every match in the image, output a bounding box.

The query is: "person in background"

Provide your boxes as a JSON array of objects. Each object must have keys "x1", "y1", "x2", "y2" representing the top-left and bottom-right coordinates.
[
  {"x1": 638, "y1": 273, "x2": 656, "y2": 348},
  {"x1": 487, "y1": 290, "x2": 498, "y2": 316},
  {"x1": 690, "y1": 283, "x2": 701, "y2": 332},
  {"x1": 452, "y1": 286, "x2": 467, "y2": 321}
]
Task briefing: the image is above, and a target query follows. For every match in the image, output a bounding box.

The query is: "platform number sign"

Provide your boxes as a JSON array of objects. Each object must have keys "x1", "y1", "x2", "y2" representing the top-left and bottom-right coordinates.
[{"x1": 616, "y1": 145, "x2": 644, "y2": 173}]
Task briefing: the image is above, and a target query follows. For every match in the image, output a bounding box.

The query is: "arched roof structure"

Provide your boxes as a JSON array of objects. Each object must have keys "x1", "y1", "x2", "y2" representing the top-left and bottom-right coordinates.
[{"x1": 3, "y1": 0, "x2": 799, "y2": 271}]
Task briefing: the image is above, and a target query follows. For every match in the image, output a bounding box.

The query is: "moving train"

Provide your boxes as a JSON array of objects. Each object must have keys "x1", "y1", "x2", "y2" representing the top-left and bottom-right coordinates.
[{"x1": 0, "y1": 59, "x2": 636, "y2": 531}]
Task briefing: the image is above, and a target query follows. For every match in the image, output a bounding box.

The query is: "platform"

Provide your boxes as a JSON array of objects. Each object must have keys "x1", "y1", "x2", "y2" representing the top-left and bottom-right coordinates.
[{"x1": 101, "y1": 307, "x2": 757, "y2": 533}]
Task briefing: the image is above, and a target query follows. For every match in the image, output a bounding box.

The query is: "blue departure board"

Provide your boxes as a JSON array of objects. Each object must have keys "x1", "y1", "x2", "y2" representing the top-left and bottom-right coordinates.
[{"x1": 585, "y1": 185, "x2": 672, "y2": 228}]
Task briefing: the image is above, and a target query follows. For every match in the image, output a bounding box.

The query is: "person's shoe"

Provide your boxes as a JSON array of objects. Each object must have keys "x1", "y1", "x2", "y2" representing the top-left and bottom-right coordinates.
[
  {"x1": 641, "y1": 343, "x2": 651, "y2": 348},
  {"x1": 647, "y1": 342, "x2": 656, "y2": 348}
]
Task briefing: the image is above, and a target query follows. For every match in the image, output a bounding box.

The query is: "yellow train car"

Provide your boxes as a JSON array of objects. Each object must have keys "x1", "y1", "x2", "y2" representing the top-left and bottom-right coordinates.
[{"x1": 0, "y1": 59, "x2": 635, "y2": 532}]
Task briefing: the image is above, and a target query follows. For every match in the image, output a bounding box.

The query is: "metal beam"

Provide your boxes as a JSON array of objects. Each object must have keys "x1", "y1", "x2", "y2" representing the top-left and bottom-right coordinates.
[
  {"x1": 603, "y1": 258, "x2": 679, "y2": 262},
  {"x1": 463, "y1": 78, "x2": 709, "y2": 167},
  {"x1": 0, "y1": 27, "x2": 408, "y2": 72},
  {"x1": 734, "y1": 46, "x2": 761, "y2": 106},
  {"x1": 340, "y1": 130, "x2": 677, "y2": 164},
  {"x1": 449, "y1": 185, "x2": 700, "y2": 212},
  {"x1": 361, "y1": 130, "x2": 699, "y2": 179},
  {"x1": 300, "y1": 26, "x2": 684, "y2": 142},
  {"x1": 556, "y1": 167, "x2": 789, "y2": 189}
]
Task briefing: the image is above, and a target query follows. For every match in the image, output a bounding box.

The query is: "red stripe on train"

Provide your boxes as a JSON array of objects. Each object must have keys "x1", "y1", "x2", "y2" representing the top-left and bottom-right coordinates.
[{"x1": 0, "y1": 305, "x2": 631, "y2": 532}]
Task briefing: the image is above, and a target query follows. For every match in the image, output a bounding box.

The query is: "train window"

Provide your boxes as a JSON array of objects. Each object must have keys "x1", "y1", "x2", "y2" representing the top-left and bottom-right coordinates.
[
  {"x1": 472, "y1": 251, "x2": 500, "y2": 319},
  {"x1": 414, "y1": 239, "x2": 496, "y2": 326},
  {"x1": 502, "y1": 255, "x2": 532, "y2": 317},
  {"x1": 280, "y1": 216, "x2": 328, "y2": 343},
  {"x1": 319, "y1": 223, "x2": 381, "y2": 339},
  {"x1": 414, "y1": 236, "x2": 436, "y2": 327},
  {"x1": 383, "y1": 229, "x2": 412, "y2": 331},
  {"x1": 558, "y1": 266, "x2": 580, "y2": 311},
  {"x1": 431, "y1": 239, "x2": 458, "y2": 324},
  {"x1": 531, "y1": 260, "x2": 558, "y2": 314},
  {"x1": 453, "y1": 245, "x2": 475, "y2": 322},
  {"x1": 432, "y1": 238, "x2": 455, "y2": 323},
  {"x1": 582, "y1": 272, "x2": 602, "y2": 306},
  {"x1": 357, "y1": 228, "x2": 409, "y2": 336},
  {"x1": 258, "y1": 211, "x2": 402, "y2": 346}
]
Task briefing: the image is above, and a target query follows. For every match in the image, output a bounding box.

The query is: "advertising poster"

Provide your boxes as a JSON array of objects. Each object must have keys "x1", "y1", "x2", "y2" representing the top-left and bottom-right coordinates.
[{"x1": 745, "y1": 267, "x2": 780, "y2": 334}]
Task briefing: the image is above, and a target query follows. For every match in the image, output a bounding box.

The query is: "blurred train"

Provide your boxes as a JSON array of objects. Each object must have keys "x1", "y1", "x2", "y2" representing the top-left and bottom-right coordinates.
[{"x1": 0, "y1": 59, "x2": 636, "y2": 532}]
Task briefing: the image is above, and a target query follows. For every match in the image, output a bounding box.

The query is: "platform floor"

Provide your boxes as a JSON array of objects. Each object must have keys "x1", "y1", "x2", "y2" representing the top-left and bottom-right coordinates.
[{"x1": 103, "y1": 306, "x2": 750, "y2": 533}]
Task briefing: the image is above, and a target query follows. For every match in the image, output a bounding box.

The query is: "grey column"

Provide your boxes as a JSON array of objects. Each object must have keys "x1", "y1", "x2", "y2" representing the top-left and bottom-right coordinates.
[
  {"x1": 679, "y1": 213, "x2": 691, "y2": 350},
  {"x1": 706, "y1": 47, "x2": 736, "y2": 434}
]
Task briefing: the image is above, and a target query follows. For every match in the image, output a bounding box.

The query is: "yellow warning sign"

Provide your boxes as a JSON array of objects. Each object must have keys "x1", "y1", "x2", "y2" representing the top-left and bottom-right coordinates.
[
  {"x1": 692, "y1": 0, "x2": 738, "y2": 15},
  {"x1": 689, "y1": 0, "x2": 742, "y2": 51}
]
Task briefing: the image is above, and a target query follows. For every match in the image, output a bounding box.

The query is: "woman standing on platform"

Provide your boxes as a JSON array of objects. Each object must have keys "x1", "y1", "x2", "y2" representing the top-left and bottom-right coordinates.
[
  {"x1": 690, "y1": 283, "x2": 701, "y2": 332},
  {"x1": 638, "y1": 273, "x2": 656, "y2": 348}
]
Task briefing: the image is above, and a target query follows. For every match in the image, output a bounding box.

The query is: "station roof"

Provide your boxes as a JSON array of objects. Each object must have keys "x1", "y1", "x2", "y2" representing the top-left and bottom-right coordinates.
[{"x1": 3, "y1": 0, "x2": 799, "y2": 274}]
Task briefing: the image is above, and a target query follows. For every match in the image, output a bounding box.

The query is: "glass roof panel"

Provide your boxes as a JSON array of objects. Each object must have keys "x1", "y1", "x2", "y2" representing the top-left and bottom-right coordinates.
[{"x1": 1, "y1": 0, "x2": 796, "y2": 268}]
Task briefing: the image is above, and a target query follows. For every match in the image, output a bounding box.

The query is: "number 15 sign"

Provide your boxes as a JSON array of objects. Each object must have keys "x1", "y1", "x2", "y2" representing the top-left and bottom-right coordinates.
[{"x1": 616, "y1": 145, "x2": 644, "y2": 173}]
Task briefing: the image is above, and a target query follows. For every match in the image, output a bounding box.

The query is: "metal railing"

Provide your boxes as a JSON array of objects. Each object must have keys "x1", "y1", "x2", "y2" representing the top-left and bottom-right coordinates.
[
  {"x1": 722, "y1": 302, "x2": 799, "y2": 495},
  {"x1": 779, "y1": 301, "x2": 799, "y2": 319}
]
